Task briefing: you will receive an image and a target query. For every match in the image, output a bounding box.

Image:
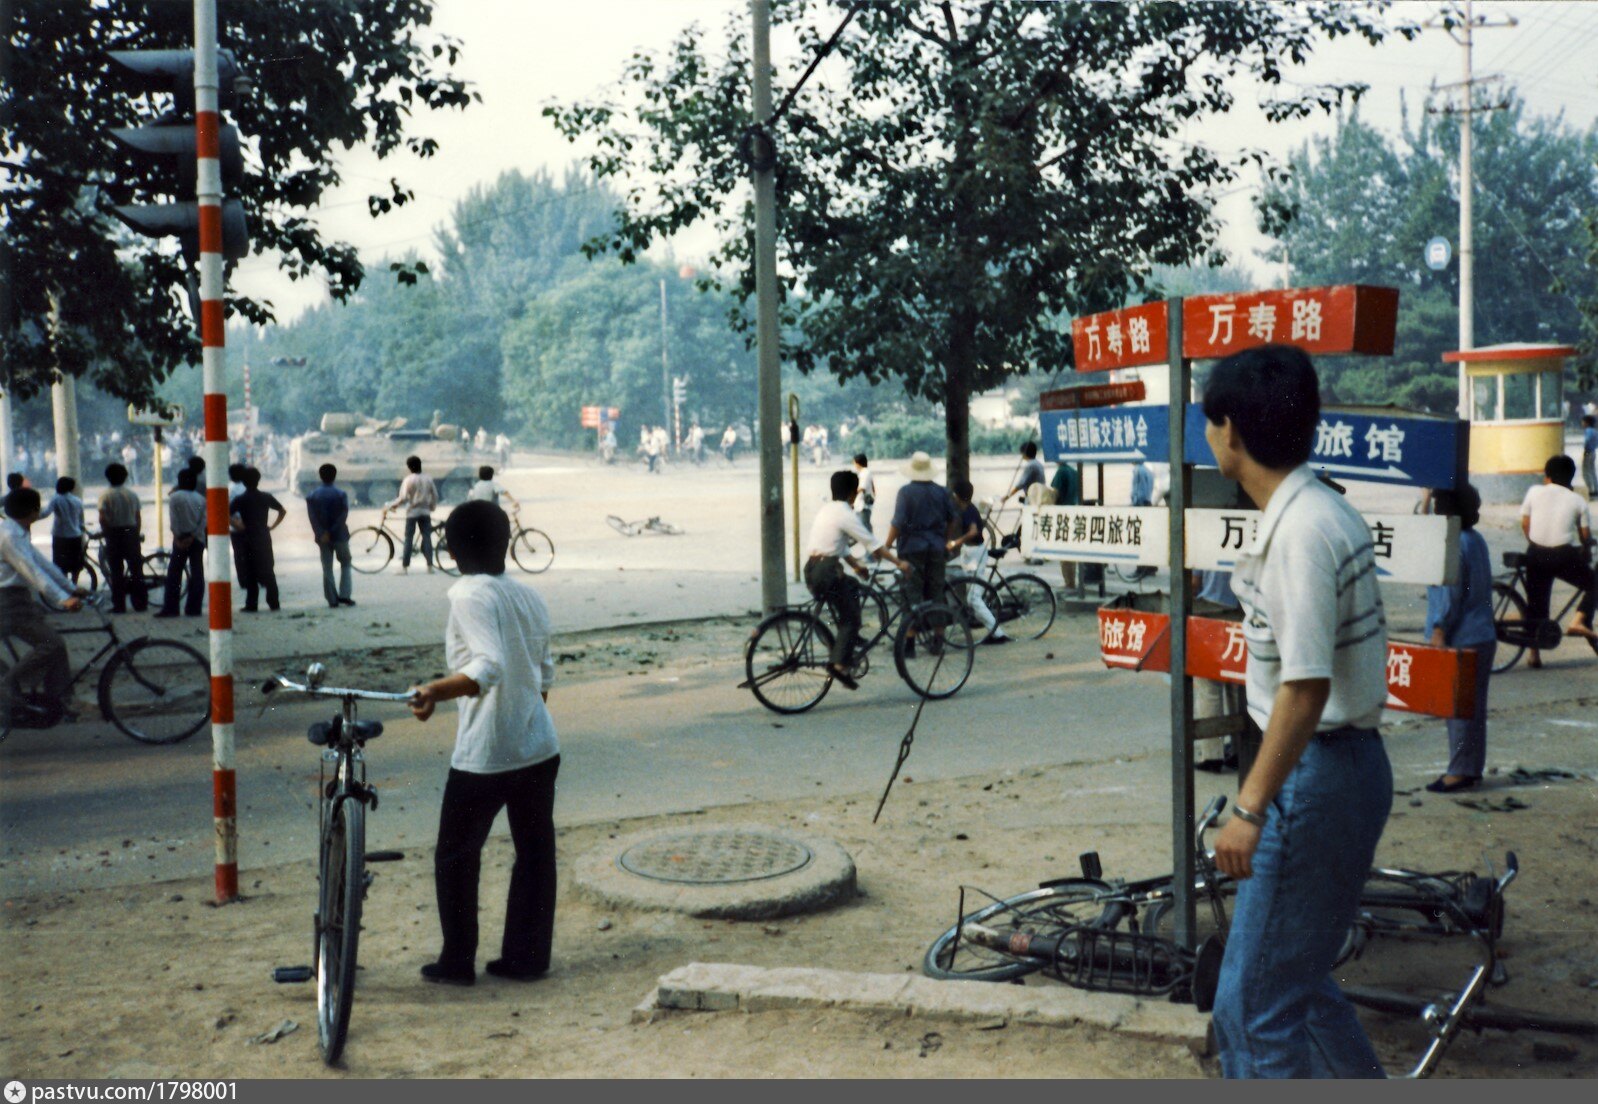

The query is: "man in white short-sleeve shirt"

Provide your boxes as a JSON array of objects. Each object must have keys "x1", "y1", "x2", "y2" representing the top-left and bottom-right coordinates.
[
  {"x1": 803, "y1": 470, "x2": 910, "y2": 689},
  {"x1": 1518, "y1": 454, "x2": 1595, "y2": 666},
  {"x1": 1202, "y1": 345, "x2": 1392, "y2": 1079}
]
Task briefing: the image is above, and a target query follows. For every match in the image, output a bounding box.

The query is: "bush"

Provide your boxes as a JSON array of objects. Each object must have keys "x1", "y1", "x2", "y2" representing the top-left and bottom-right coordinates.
[{"x1": 847, "y1": 413, "x2": 1035, "y2": 458}]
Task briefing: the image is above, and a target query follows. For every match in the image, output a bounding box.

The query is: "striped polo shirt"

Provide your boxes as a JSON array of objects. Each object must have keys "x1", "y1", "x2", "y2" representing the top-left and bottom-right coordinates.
[{"x1": 1231, "y1": 464, "x2": 1387, "y2": 733}]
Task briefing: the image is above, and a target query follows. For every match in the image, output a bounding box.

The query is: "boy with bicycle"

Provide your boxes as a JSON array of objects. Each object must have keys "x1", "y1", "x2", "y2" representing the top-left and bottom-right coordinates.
[{"x1": 408, "y1": 501, "x2": 560, "y2": 986}]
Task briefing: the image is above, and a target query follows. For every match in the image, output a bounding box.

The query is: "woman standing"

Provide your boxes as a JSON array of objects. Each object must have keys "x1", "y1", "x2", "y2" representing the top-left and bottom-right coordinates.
[{"x1": 1424, "y1": 483, "x2": 1496, "y2": 793}]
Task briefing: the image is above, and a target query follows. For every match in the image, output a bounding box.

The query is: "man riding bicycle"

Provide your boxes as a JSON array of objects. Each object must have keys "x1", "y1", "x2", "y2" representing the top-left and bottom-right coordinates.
[
  {"x1": 1520, "y1": 453, "x2": 1595, "y2": 667},
  {"x1": 2, "y1": 487, "x2": 88, "y2": 726},
  {"x1": 805, "y1": 470, "x2": 909, "y2": 689}
]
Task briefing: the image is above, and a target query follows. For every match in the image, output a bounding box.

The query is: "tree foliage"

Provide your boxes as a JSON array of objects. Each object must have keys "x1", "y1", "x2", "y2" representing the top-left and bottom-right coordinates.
[
  {"x1": 546, "y1": 0, "x2": 1410, "y2": 483},
  {"x1": 1258, "y1": 94, "x2": 1598, "y2": 406},
  {"x1": 1, "y1": 0, "x2": 477, "y2": 406}
]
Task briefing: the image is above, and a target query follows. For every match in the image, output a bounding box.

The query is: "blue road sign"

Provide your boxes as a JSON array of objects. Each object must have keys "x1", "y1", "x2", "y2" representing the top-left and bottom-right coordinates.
[
  {"x1": 1042, "y1": 403, "x2": 1467, "y2": 489},
  {"x1": 1425, "y1": 237, "x2": 1452, "y2": 271}
]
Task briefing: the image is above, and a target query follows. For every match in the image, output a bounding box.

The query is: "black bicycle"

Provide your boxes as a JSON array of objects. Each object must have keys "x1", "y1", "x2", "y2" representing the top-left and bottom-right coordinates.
[
  {"x1": 1491, "y1": 547, "x2": 1597, "y2": 672},
  {"x1": 1, "y1": 592, "x2": 210, "y2": 744},
  {"x1": 349, "y1": 512, "x2": 458, "y2": 576},
  {"x1": 741, "y1": 570, "x2": 973, "y2": 713},
  {"x1": 263, "y1": 666, "x2": 413, "y2": 1065}
]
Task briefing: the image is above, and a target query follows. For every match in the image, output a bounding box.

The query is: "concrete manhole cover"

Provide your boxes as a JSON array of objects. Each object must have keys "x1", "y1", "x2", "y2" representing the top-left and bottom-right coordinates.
[{"x1": 618, "y1": 829, "x2": 813, "y2": 885}]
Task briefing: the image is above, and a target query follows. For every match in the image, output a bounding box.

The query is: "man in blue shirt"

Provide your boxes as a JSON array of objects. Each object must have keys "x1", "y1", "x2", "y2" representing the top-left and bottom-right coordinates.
[
  {"x1": 40, "y1": 476, "x2": 87, "y2": 587},
  {"x1": 306, "y1": 463, "x2": 355, "y2": 609},
  {"x1": 886, "y1": 452, "x2": 960, "y2": 655},
  {"x1": 1582, "y1": 414, "x2": 1596, "y2": 501}
]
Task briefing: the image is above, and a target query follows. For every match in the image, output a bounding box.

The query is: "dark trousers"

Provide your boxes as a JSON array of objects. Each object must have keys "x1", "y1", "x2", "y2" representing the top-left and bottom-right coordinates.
[
  {"x1": 434, "y1": 756, "x2": 560, "y2": 973},
  {"x1": 0, "y1": 587, "x2": 70, "y2": 721},
  {"x1": 104, "y1": 526, "x2": 147, "y2": 612},
  {"x1": 236, "y1": 532, "x2": 278, "y2": 610},
  {"x1": 804, "y1": 556, "x2": 861, "y2": 668},
  {"x1": 402, "y1": 516, "x2": 433, "y2": 568},
  {"x1": 160, "y1": 538, "x2": 205, "y2": 616},
  {"x1": 51, "y1": 536, "x2": 86, "y2": 585},
  {"x1": 1525, "y1": 542, "x2": 1596, "y2": 624}
]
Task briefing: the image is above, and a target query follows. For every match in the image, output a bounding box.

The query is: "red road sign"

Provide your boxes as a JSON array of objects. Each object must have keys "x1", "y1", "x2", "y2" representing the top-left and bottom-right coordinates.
[
  {"x1": 581, "y1": 405, "x2": 620, "y2": 429},
  {"x1": 1071, "y1": 301, "x2": 1169, "y2": 372},
  {"x1": 1181, "y1": 284, "x2": 1399, "y2": 361},
  {"x1": 1039, "y1": 381, "x2": 1147, "y2": 411},
  {"x1": 1095, "y1": 607, "x2": 1477, "y2": 720}
]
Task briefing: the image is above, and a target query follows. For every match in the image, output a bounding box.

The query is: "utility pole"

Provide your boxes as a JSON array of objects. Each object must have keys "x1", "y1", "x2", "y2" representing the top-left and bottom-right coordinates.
[
  {"x1": 48, "y1": 291, "x2": 81, "y2": 484},
  {"x1": 1427, "y1": 0, "x2": 1516, "y2": 416},
  {"x1": 751, "y1": 0, "x2": 786, "y2": 614},
  {"x1": 658, "y1": 277, "x2": 672, "y2": 452}
]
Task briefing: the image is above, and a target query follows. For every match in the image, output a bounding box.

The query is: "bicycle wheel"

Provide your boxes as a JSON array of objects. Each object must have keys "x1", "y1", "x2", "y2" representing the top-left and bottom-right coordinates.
[
  {"x1": 923, "y1": 879, "x2": 1115, "y2": 982},
  {"x1": 947, "y1": 576, "x2": 1000, "y2": 646},
  {"x1": 744, "y1": 611, "x2": 835, "y2": 714},
  {"x1": 852, "y1": 583, "x2": 893, "y2": 656},
  {"x1": 434, "y1": 532, "x2": 460, "y2": 577},
  {"x1": 141, "y1": 550, "x2": 170, "y2": 592},
  {"x1": 317, "y1": 795, "x2": 364, "y2": 1065},
  {"x1": 348, "y1": 527, "x2": 394, "y2": 574},
  {"x1": 97, "y1": 638, "x2": 211, "y2": 745},
  {"x1": 1343, "y1": 986, "x2": 1598, "y2": 1036},
  {"x1": 1490, "y1": 582, "x2": 1529, "y2": 673},
  {"x1": 512, "y1": 528, "x2": 555, "y2": 573},
  {"x1": 895, "y1": 602, "x2": 974, "y2": 700},
  {"x1": 991, "y1": 573, "x2": 1056, "y2": 640}
]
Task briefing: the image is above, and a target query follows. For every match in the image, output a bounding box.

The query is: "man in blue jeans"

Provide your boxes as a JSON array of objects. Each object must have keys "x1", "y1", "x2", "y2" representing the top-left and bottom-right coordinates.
[
  {"x1": 306, "y1": 463, "x2": 355, "y2": 609},
  {"x1": 1203, "y1": 345, "x2": 1392, "y2": 1078}
]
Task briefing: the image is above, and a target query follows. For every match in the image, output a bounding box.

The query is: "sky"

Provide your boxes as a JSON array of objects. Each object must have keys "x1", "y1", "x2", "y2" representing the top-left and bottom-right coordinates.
[{"x1": 231, "y1": 0, "x2": 1598, "y2": 326}]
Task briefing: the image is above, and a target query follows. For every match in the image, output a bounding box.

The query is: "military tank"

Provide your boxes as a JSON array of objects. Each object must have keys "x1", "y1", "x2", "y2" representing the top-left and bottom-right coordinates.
[{"x1": 286, "y1": 413, "x2": 478, "y2": 507}]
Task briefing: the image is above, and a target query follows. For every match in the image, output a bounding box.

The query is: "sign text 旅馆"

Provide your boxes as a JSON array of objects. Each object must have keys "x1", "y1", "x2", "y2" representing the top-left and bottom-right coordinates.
[
  {"x1": 1095, "y1": 607, "x2": 1479, "y2": 720},
  {"x1": 1021, "y1": 505, "x2": 1459, "y2": 587},
  {"x1": 1039, "y1": 403, "x2": 1467, "y2": 490}
]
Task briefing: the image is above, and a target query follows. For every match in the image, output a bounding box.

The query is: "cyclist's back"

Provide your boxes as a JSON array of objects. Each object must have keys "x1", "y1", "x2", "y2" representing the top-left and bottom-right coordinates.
[
  {"x1": 2, "y1": 487, "x2": 84, "y2": 724},
  {"x1": 1519, "y1": 454, "x2": 1595, "y2": 656}
]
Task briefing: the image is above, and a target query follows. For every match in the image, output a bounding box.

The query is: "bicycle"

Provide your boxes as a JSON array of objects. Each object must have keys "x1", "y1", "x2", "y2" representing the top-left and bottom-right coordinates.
[
  {"x1": 966, "y1": 535, "x2": 1057, "y2": 640},
  {"x1": 741, "y1": 569, "x2": 973, "y2": 713},
  {"x1": 348, "y1": 512, "x2": 458, "y2": 576},
  {"x1": 509, "y1": 511, "x2": 555, "y2": 574},
  {"x1": 262, "y1": 665, "x2": 414, "y2": 1066},
  {"x1": 1491, "y1": 547, "x2": 1597, "y2": 672},
  {"x1": 85, "y1": 529, "x2": 167, "y2": 594},
  {"x1": 1, "y1": 591, "x2": 211, "y2": 744},
  {"x1": 606, "y1": 515, "x2": 684, "y2": 537}
]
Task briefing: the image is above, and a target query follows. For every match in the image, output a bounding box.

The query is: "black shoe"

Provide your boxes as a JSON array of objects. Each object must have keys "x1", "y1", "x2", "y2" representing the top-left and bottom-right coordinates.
[
  {"x1": 902, "y1": 640, "x2": 916, "y2": 659},
  {"x1": 826, "y1": 665, "x2": 859, "y2": 691},
  {"x1": 338, "y1": 598, "x2": 356, "y2": 606},
  {"x1": 1424, "y1": 775, "x2": 1480, "y2": 794},
  {"x1": 420, "y1": 961, "x2": 476, "y2": 987},
  {"x1": 328, "y1": 602, "x2": 341, "y2": 609},
  {"x1": 241, "y1": 606, "x2": 259, "y2": 613},
  {"x1": 485, "y1": 958, "x2": 547, "y2": 982},
  {"x1": 982, "y1": 633, "x2": 1012, "y2": 646}
]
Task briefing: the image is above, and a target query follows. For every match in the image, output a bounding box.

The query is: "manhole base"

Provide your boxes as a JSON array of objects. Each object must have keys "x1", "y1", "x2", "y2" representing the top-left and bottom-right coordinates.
[{"x1": 574, "y1": 824, "x2": 856, "y2": 920}]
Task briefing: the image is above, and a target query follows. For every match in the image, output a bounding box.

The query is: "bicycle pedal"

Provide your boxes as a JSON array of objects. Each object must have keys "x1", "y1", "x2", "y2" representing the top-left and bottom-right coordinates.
[
  {"x1": 272, "y1": 965, "x2": 313, "y2": 983},
  {"x1": 365, "y1": 850, "x2": 405, "y2": 862}
]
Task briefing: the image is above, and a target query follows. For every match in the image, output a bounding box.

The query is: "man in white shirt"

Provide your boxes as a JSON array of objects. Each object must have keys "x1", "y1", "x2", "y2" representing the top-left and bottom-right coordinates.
[
  {"x1": 2, "y1": 487, "x2": 87, "y2": 726},
  {"x1": 467, "y1": 465, "x2": 521, "y2": 512},
  {"x1": 383, "y1": 455, "x2": 439, "y2": 574},
  {"x1": 805, "y1": 470, "x2": 910, "y2": 688},
  {"x1": 409, "y1": 501, "x2": 560, "y2": 986},
  {"x1": 851, "y1": 453, "x2": 876, "y2": 531},
  {"x1": 1203, "y1": 346, "x2": 1391, "y2": 1079},
  {"x1": 1520, "y1": 453, "x2": 1595, "y2": 667}
]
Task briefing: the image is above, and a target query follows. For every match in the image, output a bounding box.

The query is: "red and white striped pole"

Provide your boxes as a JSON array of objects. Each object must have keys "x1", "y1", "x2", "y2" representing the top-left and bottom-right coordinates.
[{"x1": 194, "y1": 0, "x2": 237, "y2": 904}]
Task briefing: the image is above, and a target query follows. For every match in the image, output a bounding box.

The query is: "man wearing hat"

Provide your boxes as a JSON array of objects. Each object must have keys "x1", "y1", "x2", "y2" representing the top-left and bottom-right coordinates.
[{"x1": 886, "y1": 452, "x2": 961, "y2": 655}]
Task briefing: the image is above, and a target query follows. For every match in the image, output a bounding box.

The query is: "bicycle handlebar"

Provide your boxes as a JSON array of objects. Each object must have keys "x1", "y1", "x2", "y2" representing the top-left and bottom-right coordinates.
[{"x1": 261, "y1": 670, "x2": 417, "y2": 704}]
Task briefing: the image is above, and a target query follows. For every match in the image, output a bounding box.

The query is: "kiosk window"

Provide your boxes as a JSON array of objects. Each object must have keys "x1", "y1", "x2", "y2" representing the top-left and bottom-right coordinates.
[
  {"x1": 1472, "y1": 376, "x2": 1498, "y2": 421},
  {"x1": 1537, "y1": 369, "x2": 1563, "y2": 420},
  {"x1": 1503, "y1": 372, "x2": 1535, "y2": 420}
]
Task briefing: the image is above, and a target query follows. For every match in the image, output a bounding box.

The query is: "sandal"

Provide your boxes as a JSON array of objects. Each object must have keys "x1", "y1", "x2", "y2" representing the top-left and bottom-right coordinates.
[{"x1": 1424, "y1": 775, "x2": 1481, "y2": 794}]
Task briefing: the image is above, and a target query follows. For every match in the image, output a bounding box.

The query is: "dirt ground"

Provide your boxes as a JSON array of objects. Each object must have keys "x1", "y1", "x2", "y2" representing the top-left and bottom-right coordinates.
[{"x1": 3, "y1": 617, "x2": 1596, "y2": 1079}]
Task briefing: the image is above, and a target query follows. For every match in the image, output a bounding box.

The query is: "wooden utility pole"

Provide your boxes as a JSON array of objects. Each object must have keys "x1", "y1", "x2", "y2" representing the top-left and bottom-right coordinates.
[{"x1": 751, "y1": 0, "x2": 786, "y2": 614}]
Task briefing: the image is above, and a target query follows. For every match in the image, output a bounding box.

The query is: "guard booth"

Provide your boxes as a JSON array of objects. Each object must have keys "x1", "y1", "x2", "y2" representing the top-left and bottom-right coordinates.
[{"x1": 1444, "y1": 343, "x2": 1574, "y2": 482}]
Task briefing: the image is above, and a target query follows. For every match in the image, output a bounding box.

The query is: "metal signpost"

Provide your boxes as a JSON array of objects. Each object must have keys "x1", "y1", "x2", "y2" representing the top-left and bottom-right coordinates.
[{"x1": 1051, "y1": 284, "x2": 1473, "y2": 951}]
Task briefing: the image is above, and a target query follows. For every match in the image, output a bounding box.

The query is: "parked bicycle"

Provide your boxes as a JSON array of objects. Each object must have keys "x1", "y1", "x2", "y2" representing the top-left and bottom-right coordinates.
[
  {"x1": 923, "y1": 798, "x2": 1593, "y2": 1077},
  {"x1": 946, "y1": 535, "x2": 1057, "y2": 642},
  {"x1": 1492, "y1": 547, "x2": 1597, "y2": 672},
  {"x1": 84, "y1": 529, "x2": 168, "y2": 594},
  {"x1": 607, "y1": 515, "x2": 684, "y2": 537},
  {"x1": 508, "y1": 510, "x2": 555, "y2": 574},
  {"x1": 263, "y1": 665, "x2": 414, "y2": 1065},
  {"x1": 1, "y1": 591, "x2": 210, "y2": 743},
  {"x1": 741, "y1": 569, "x2": 973, "y2": 713},
  {"x1": 349, "y1": 512, "x2": 458, "y2": 576}
]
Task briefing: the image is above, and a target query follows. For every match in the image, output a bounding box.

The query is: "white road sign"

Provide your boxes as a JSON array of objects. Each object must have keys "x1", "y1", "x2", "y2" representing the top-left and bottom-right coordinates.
[{"x1": 1021, "y1": 506, "x2": 1459, "y2": 586}]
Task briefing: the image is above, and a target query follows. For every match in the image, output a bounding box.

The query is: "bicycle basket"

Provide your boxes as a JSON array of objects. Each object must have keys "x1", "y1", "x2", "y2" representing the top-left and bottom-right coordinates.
[{"x1": 1044, "y1": 924, "x2": 1196, "y2": 1000}]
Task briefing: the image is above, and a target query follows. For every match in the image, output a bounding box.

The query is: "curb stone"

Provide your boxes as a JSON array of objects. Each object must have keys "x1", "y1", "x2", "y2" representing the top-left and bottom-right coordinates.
[{"x1": 646, "y1": 962, "x2": 1212, "y2": 1056}]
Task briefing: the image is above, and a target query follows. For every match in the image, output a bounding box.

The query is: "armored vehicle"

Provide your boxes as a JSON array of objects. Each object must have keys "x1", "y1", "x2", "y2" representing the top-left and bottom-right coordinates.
[{"x1": 286, "y1": 414, "x2": 478, "y2": 506}]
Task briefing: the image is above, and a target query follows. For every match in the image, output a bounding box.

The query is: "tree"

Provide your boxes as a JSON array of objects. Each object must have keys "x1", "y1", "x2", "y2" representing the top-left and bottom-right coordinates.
[
  {"x1": 547, "y1": 0, "x2": 1409, "y2": 485},
  {"x1": 2, "y1": 0, "x2": 477, "y2": 407},
  {"x1": 1258, "y1": 94, "x2": 1598, "y2": 408}
]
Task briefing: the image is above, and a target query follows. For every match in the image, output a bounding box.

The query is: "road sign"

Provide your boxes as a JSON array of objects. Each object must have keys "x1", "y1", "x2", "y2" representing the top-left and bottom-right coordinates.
[
  {"x1": 1181, "y1": 284, "x2": 1399, "y2": 360},
  {"x1": 1041, "y1": 402, "x2": 1467, "y2": 489},
  {"x1": 1040, "y1": 381, "x2": 1146, "y2": 410},
  {"x1": 1425, "y1": 237, "x2": 1452, "y2": 271},
  {"x1": 128, "y1": 403, "x2": 183, "y2": 427},
  {"x1": 1072, "y1": 301, "x2": 1169, "y2": 372},
  {"x1": 1095, "y1": 607, "x2": 1479, "y2": 719},
  {"x1": 580, "y1": 405, "x2": 620, "y2": 429},
  {"x1": 1020, "y1": 505, "x2": 1459, "y2": 585}
]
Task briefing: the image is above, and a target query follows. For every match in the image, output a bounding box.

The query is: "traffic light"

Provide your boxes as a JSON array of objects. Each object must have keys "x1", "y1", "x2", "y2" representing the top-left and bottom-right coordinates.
[
  {"x1": 672, "y1": 376, "x2": 688, "y2": 405},
  {"x1": 106, "y1": 48, "x2": 249, "y2": 262}
]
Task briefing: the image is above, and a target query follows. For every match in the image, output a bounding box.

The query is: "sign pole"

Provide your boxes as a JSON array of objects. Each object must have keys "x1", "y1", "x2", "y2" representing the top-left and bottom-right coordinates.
[
  {"x1": 194, "y1": 0, "x2": 237, "y2": 905},
  {"x1": 1166, "y1": 297, "x2": 1196, "y2": 950},
  {"x1": 789, "y1": 393, "x2": 801, "y2": 583},
  {"x1": 751, "y1": 0, "x2": 786, "y2": 614}
]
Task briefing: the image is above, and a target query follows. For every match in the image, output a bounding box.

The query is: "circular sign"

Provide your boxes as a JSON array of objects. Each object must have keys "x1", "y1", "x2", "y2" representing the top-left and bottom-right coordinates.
[{"x1": 1425, "y1": 237, "x2": 1452, "y2": 271}]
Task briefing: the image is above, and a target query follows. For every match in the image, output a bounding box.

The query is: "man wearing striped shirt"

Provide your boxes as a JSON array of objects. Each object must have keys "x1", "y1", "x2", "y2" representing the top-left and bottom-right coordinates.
[{"x1": 1203, "y1": 346, "x2": 1391, "y2": 1079}]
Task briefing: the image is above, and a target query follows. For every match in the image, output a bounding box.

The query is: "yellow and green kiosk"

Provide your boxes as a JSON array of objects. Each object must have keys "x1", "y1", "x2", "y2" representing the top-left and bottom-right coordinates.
[{"x1": 1443, "y1": 342, "x2": 1575, "y2": 485}]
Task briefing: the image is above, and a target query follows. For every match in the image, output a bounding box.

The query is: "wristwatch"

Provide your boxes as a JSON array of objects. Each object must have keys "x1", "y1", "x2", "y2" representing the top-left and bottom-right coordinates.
[{"x1": 1233, "y1": 803, "x2": 1267, "y2": 828}]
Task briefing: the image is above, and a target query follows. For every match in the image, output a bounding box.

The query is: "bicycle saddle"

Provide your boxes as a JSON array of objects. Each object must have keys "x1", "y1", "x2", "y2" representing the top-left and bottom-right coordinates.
[{"x1": 1502, "y1": 551, "x2": 1524, "y2": 569}]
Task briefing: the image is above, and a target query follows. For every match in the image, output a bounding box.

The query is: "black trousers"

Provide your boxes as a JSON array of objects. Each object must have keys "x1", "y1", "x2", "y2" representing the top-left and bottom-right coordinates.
[
  {"x1": 1525, "y1": 542, "x2": 1596, "y2": 624},
  {"x1": 804, "y1": 556, "x2": 860, "y2": 668},
  {"x1": 236, "y1": 532, "x2": 278, "y2": 610},
  {"x1": 160, "y1": 538, "x2": 205, "y2": 615},
  {"x1": 104, "y1": 526, "x2": 147, "y2": 612},
  {"x1": 434, "y1": 755, "x2": 560, "y2": 973},
  {"x1": 51, "y1": 536, "x2": 85, "y2": 582}
]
